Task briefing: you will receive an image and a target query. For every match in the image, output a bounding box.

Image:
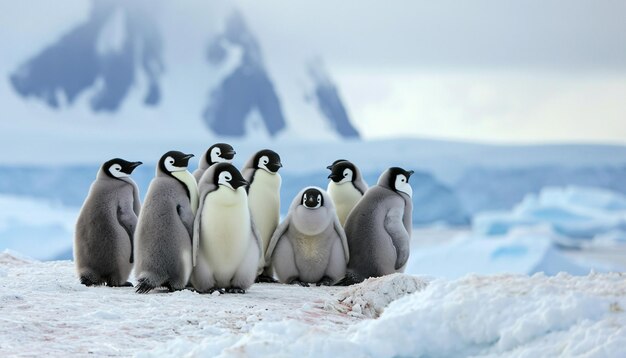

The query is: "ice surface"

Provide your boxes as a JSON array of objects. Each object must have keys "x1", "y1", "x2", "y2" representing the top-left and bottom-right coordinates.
[
  {"x1": 474, "y1": 186, "x2": 626, "y2": 244},
  {"x1": 0, "y1": 195, "x2": 77, "y2": 260},
  {"x1": 406, "y1": 227, "x2": 614, "y2": 279}
]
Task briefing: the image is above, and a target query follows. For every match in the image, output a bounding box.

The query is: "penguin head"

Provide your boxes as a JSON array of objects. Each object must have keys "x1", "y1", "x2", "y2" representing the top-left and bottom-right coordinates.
[
  {"x1": 103, "y1": 158, "x2": 142, "y2": 179},
  {"x1": 207, "y1": 143, "x2": 236, "y2": 166},
  {"x1": 387, "y1": 167, "x2": 414, "y2": 197},
  {"x1": 159, "y1": 151, "x2": 194, "y2": 175},
  {"x1": 254, "y1": 149, "x2": 282, "y2": 174},
  {"x1": 326, "y1": 159, "x2": 347, "y2": 170},
  {"x1": 214, "y1": 163, "x2": 248, "y2": 191},
  {"x1": 301, "y1": 188, "x2": 324, "y2": 209},
  {"x1": 328, "y1": 160, "x2": 356, "y2": 185}
]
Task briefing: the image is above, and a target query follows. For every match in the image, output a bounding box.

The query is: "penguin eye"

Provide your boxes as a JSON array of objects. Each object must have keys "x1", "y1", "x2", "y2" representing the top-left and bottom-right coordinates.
[
  {"x1": 116, "y1": 168, "x2": 120, "y2": 171},
  {"x1": 317, "y1": 197, "x2": 321, "y2": 202},
  {"x1": 169, "y1": 160, "x2": 174, "y2": 164}
]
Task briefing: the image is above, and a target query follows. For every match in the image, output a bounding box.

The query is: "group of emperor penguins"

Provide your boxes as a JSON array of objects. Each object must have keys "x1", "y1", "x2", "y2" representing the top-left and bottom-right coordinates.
[{"x1": 74, "y1": 143, "x2": 414, "y2": 294}]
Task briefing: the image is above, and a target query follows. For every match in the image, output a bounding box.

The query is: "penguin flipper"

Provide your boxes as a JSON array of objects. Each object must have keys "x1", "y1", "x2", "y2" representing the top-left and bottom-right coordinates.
[
  {"x1": 192, "y1": 187, "x2": 213, "y2": 267},
  {"x1": 384, "y1": 206, "x2": 411, "y2": 270},
  {"x1": 333, "y1": 215, "x2": 350, "y2": 263},
  {"x1": 264, "y1": 217, "x2": 290, "y2": 265},
  {"x1": 117, "y1": 202, "x2": 138, "y2": 264}
]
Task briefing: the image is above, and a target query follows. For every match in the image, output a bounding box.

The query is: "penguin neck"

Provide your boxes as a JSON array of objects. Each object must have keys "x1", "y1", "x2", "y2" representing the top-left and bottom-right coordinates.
[
  {"x1": 198, "y1": 152, "x2": 211, "y2": 170},
  {"x1": 209, "y1": 186, "x2": 247, "y2": 206},
  {"x1": 171, "y1": 170, "x2": 199, "y2": 214},
  {"x1": 251, "y1": 169, "x2": 281, "y2": 189},
  {"x1": 292, "y1": 206, "x2": 329, "y2": 236}
]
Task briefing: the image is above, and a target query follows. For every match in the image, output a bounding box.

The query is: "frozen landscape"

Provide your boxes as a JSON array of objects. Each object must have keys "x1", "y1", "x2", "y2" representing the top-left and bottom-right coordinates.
[
  {"x1": 1, "y1": 0, "x2": 626, "y2": 356},
  {"x1": 2, "y1": 251, "x2": 626, "y2": 357}
]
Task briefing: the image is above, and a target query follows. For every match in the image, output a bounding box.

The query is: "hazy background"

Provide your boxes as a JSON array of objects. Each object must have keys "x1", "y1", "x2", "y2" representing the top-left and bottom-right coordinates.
[{"x1": 1, "y1": 0, "x2": 625, "y2": 277}]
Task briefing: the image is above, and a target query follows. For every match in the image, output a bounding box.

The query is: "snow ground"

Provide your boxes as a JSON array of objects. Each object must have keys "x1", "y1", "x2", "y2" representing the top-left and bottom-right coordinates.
[
  {"x1": 2, "y1": 252, "x2": 625, "y2": 357},
  {"x1": 0, "y1": 252, "x2": 423, "y2": 357}
]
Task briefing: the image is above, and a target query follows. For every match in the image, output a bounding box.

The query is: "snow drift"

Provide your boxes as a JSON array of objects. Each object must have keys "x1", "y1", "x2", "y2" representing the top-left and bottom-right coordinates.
[{"x1": 140, "y1": 272, "x2": 626, "y2": 357}]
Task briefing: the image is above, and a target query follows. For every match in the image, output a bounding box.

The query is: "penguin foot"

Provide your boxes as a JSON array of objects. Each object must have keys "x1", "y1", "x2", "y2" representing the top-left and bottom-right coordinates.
[
  {"x1": 135, "y1": 278, "x2": 155, "y2": 294},
  {"x1": 255, "y1": 275, "x2": 278, "y2": 283},
  {"x1": 316, "y1": 276, "x2": 333, "y2": 286},
  {"x1": 80, "y1": 275, "x2": 102, "y2": 286},
  {"x1": 226, "y1": 287, "x2": 246, "y2": 294},
  {"x1": 288, "y1": 279, "x2": 310, "y2": 287},
  {"x1": 207, "y1": 288, "x2": 225, "y2": 294},
  {"x1": 115, "y1": 281, "x2": 134, "y2": 287},
  {"x1": 334, "y1": 272, "x2": 364, "y2": 286}
]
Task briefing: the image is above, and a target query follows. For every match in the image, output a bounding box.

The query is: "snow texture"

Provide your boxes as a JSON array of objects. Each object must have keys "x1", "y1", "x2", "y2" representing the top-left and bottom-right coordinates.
[
  {"x1": 2, "y1": 252, "x2": 626, "y2": 357},
  {"x1": 325, "y1": 273, "x2": 430, "y2": 318},
  {"x1": 143, "y1": 272, "x2": 626, "y2": 357}
]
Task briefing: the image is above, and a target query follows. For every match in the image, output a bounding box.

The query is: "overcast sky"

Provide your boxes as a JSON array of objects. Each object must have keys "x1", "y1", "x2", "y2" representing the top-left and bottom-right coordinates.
[
  {"x1": 236, "y1": 0, "x2": 626, "y2": 143},
  {"x1": 1, "y1": 0, "x2": 625, "y2": 144}
]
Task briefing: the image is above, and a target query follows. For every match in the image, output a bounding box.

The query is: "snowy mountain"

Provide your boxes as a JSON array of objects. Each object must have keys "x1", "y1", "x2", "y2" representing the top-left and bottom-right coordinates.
[
  {"x1": 9, "y1": 0, "x2": 163, "y2": 112},
  {"x1": 5, "y1": 1, "x2": 358, "y2": 139}
]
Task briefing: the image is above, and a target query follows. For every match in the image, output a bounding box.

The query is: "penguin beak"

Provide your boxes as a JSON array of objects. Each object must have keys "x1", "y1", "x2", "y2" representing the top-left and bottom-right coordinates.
[
  {"x1": 178, "y1": 154, "x2": 194, "y2": 167},
  {"x1": 267, "y1": 162, "x2": 282, "y2": 173},
  {"x1": 406, "y1": 170, "x2": 415, "y2": 178},
  {"x1": 231, "y1": 178, "x2": 248, "y2": 189},
  {"x1": 122, "y1": 161, "x2": 142, "y2": 174},
  {"x1": 326, "y1": 165, "x2": 333, "y2": 170},
  {"x1": 328, "y1": 173, "x2": 341, "y2": 182},
  {"x1": 222, "y1": 150, "x2": 236, "y2": 160}
]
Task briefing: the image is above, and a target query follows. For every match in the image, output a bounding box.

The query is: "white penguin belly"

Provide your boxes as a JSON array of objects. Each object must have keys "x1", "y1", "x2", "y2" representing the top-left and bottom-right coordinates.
[
  {"x1": 201, "y1": 188, "x2": 250, "y2": 284},
  {"x1": 328, "y1": 182, "x2": 362, "y2": 225},
  {"x1": 248, "y1": 171, "x2": 280, "y2": 252},
  {"x1": 172, "y1": 170, "x2": 199, "y2": 214}
]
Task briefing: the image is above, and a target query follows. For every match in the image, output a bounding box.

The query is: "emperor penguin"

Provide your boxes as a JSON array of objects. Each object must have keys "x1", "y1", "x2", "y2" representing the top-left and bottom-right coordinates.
[
  {"x1": 242, "y1": 149, "x2": 282, "y2": 282},
  {"x1": 74, "y1": 158, "x2": 142, "y2": 287},
  {"x1": 134, "y1": 151, "x2": 199, "y2": 293},
  {"x1": 193, "y1": 143, "x2": 236, "y2": 182},
  {"x1": 326, "y1": 160, "x2": 368, "y2": 226},
  {"x1": 190, "y1": 163, "x2": 262, "y2": 294},
  {"x1": 338, "y1": 167, "x2": 414, "y2": 285},
  {"x1": 265, "y1": 187, "x2": 349, "y2": 286}
]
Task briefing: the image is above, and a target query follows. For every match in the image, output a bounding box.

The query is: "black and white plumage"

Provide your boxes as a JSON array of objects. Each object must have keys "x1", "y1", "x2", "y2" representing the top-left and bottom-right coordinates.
[
  {"x1": 74, "y1": 158, "x2": 142, "y2": 287},
  {"x1": 326, "y1": 159, "x2": 368, "y2": 226},
  {"x1": 134, "y1": 151, "x2": 197, "y2": 294},
  {"x1": 193, "y1": 143, "x2": 236, "y2": 182},
  {"x1": 190, "y1": 163, "x2": 262, "y2": 294},
  {"x1": 241, "y1": 149, "x2": 282, "y2": 282},
  {"x1": 338, "y1": 167, "x2": 414, "y2": 285},
  {"x1": 266, "y1": 187, "x2": 349, "y2": 286}
]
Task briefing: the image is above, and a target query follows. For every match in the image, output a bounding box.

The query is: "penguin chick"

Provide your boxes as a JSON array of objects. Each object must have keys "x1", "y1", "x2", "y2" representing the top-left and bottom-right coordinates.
[
  {"x1": 241, "y1": 149, "x2": 282, "y2": 282},
  {"x1": 74, "y1": 158, "x2": 142, "y2": 287},
  {"x1": 193, "y1": 143, "x2": 236, "y2": 182},
  {"x1": 134, "y1": 151, "x2": 198, "y2": 294},
  {"x1": 190, "y1": 163, "x2": 262, "y2": 294},
  {"x1": 326, "y1": 160, "x2": 368, "y2": 226},
  {"x1": 266, "y1": 187, "x2": 349, "y2": 286},
  {"x1": 338, "y1": 167, "x2": 414, "y2": 285}
]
